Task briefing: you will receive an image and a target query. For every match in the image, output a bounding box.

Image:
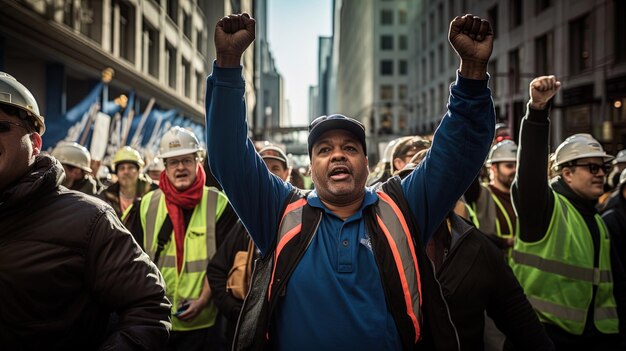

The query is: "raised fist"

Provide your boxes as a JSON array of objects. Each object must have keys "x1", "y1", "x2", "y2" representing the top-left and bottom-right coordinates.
[
  {"x1": 214, "y1": 13, "x2": 256, "y2": 68},
  {"x1": 449, "y1": 15, "x2": 493, "y2": 79},
  {"x1": 529, "y1": 75, "x2": 561, "y2": 110}
]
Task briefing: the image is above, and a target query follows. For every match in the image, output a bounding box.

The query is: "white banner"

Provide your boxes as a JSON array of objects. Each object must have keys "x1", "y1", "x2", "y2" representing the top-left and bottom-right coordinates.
[{"x1": 90, "y1": 112, "x2": 111, "y2": 161}]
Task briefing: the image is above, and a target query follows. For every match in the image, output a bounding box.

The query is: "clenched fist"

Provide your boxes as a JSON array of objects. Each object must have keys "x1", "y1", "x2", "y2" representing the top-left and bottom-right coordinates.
[
  {"x1": 215, "y1": 13, "x2": 256, "y2": 68},
  {"x1": 529, "y1": 75, "x2": 561, "y2": 110},
  {"x1": 449, "y1": 14, "x2": 494, "y2": 79}
]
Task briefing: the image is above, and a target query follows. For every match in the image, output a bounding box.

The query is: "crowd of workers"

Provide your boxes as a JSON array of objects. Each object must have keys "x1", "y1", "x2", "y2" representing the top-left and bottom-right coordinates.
[{"x1": 2, "y1": 11, "x2": 626, "y2": 351}]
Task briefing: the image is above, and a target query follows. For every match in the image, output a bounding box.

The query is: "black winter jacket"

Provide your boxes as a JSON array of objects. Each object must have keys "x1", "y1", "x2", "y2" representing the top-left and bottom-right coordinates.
[
  {"x1": 432, "y1": 213, "x2": 554, "y2": 350},
  {"x1": 0, "y1": 156, "x2": 171, "y2": 350}
]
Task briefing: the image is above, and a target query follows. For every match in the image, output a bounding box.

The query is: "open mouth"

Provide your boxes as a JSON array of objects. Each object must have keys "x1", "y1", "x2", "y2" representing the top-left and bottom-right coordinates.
[
  {"x1": 175, "y1": 173, "x2": 188, "y2": 180},
  {"x1": 329, "y1": 165, "x2": 351, "y2": 181}
]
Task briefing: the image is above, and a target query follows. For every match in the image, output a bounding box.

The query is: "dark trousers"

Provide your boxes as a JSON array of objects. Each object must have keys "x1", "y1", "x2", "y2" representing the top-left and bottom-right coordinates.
[{"x1": 167, "y1": 325, "x2": 218, "y2": 351}]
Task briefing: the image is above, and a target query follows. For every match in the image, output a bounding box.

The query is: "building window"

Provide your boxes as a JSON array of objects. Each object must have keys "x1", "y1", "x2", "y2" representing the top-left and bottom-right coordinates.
[
  {"x1": 429, "y1": 11, "x2": 435, "y2": 41},
  {"x1": 536, "y1": 0, "x2": 552, "y2": 14},
  {"x1": 421, "y1": 22, "x2": 427, "y2": 50},
  {"x1": 399, "y1": 85, "x2": 407, "y2": 100},
  {"x1": 534, "y1": 32, "x2": 553, "y2": 76},
  {"x1": 142, "y1": 21, "x2": 158, "y2": 77},
  {"x1": 110, "y1": 0, "x2": 135, "y2": 62},
  {"x1": 569, "y1": 14, "x2": 591, "y2": 75},
  {"x1": 80, "y1": 0, "x2": 102, "y2": 44},
  {"x1": 399, "y1": 60, "x2": 408, "y2": 75},
  {"x1": 381, "y1": 60, "x2": 394, "y2": 75},
  {"x1": 183, "y1": 12, "x2": 192, "y2": 40},
  {"x1": 510, "y1": 0, "x2": 523, "y2": 29},
  {"x1": 167, "y1": 0, "x2": 178, "y2": 24},
  {"x1": 508, "y1": 48, "x2": 520, "y2": 94},
  {"x1": 438, "y1": 3, "x2": 445, "y2": 33},
  {"x1": 196, "y1": 28, "x2": 205, "y2": 54},
  {"x1": 118, "y1": 1, "x2": 135, "y2": 63},
  {"x1": 196, "y1": 71, "x2": 204, "y2": 105},
  {"x1": 166, "y1": 44, "x2": 177, "y2": 89},
  {"x1": 399, "y1": 35, "x2": 407, "y2": 50},
  {"x1": 380, "y1": 85, "x2": 394, "y2": 100},
  {"x1": 182, "y1": 59, "x2": 191, "y2": 98},
  {"x1": 448, "y1": 0, "x2": 455, "y2": 23},
  {"x1": 438, "y1": 44, "x2": 444, "y2": 73},
  {"x1": 381, "y1": 35, "x2": 394, "y2": 50},
  {"x1": 616, "y1": 0, "x2": 626, "y2": 63},
  {"x1": 429, "y1": 51, "x2": 435, "y2": 79},
  {"x1": 381, "y1": 10, "x2": 393, "y2": 25},
  {"x1": 399, "y1": 9, "x2": 407, "y2": 25},
  {"x1": 487, "y1": 5, "x2": 498, "y2": 39},
  {"x1": 421, "y1": 57, "x2": 427, "y2": 84}
]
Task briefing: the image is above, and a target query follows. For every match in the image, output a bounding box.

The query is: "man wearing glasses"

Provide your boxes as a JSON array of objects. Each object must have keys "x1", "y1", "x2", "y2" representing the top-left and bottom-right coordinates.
[
  {"x1": 0, "y1": 72, "x2": 171, "y2": 348},
  {"x1": 510, "y1": 75, "x2": 626, "y2": 348},
  {"x1": 129, "y1": 126, "x2": 237, "y2": 350},
  {"x1": 206, "y1": 13, "x2": 496, "y2": 350}
]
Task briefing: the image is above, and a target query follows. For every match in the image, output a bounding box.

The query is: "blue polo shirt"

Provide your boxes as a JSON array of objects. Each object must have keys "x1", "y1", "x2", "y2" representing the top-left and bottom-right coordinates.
[
  {"x1": 271, "y1": 188, "x2": 402, "y2": 350},
  {"x1": 206, "y1": 62, "x2": 494, "y2": 349}
]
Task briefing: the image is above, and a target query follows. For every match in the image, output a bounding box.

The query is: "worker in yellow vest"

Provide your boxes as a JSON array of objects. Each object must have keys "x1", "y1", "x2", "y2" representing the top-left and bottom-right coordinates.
[
  {"x1": 130, "y1": 126, "x2": 238, "y2": 350},
  {"x1": 466, "y1": 140, "x2": 518, "y2": 253},
  {"x1": 511, "y1": 75, "x2": 625, "y2": 349}
]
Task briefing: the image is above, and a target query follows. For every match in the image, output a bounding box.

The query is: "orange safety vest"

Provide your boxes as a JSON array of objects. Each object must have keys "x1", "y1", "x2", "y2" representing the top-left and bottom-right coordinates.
[{"x1": 233, "y1": 181, "x2": 460, "y2": 351}]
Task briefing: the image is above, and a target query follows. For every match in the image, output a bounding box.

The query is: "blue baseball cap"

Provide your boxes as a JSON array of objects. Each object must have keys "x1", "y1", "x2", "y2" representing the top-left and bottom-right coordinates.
[{"x1": 307, "y1": 114, "x2": 367, "y2": 157}]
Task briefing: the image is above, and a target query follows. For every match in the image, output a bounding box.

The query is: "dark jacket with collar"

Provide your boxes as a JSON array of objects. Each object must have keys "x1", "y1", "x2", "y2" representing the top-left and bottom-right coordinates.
[
  {"x1": 0, "y1": 156, "x2": 171, "y2": 350},
  {"x1": 234, "y1": 178, "x2": 459, "y2": 351},
  {"x1": 431, "y1": 213, "x2": 554, "y2": 350},
  {"x1": 602, "y1": 187, "x2": 626, "y2": 264}
]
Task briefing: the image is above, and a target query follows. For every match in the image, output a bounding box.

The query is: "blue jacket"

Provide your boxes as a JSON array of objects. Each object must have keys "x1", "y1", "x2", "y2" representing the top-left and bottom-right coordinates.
[{"x1": 206, "y1": 63, "x2": 494, "y2": 350}]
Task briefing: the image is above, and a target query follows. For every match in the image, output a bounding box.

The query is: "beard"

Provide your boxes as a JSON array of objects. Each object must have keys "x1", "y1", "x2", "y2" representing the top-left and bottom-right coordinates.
[{"x1": 498, "y1": 173, "x2": 515, "y2": 189}]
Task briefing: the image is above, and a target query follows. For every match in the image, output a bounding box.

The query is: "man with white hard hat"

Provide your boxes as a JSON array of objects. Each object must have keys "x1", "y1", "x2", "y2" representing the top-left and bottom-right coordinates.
[
  {"x1": 0, "y1": 72, "x2": 170, "y2": 348},
  {"x1": 51, "y1": 141, "x2": 101, "y2": 195},
  {"x1": 128, "y1": 126, "x2": 238, "y2": 350},
  {"x1": 510, "y1": 75, "x2": 626, "y2": 348},
  {"x1": 466, "y1": 140, "x2": 518, "y2": 252}
]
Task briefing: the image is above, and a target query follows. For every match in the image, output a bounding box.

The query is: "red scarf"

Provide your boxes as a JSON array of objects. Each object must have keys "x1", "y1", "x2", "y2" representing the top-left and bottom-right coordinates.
[{"x1": 159, "y1": 163, "x2": 206, "y2": 273}]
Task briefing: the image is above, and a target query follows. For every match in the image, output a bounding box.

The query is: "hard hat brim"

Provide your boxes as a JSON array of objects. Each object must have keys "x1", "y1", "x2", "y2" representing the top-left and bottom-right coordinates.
[{"x1": 158, "y1": 148, "x2": 201, "y2": 159}]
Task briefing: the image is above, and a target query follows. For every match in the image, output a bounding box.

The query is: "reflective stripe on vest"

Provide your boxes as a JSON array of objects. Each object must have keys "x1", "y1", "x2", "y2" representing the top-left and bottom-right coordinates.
[
  {"x1": 512, "y1": 251, "x2": 611, "y2": 285},
  {"x1": 141, "y1": 187, "x2": 221, "y2": 331},
  {"x1": 269, "y1": 194, "x2": 423, "y2": 342},
  {"x1": 465, "y1": 203, "x2": 480, "y2": 228},
  {"x1": 511, "y1": 191, "x2": 618, "y2": 335},
  {"x1": 144, "y1": 189, "x2": 218, "y2": 271},
  {"x1": 490, "y1": 192, "x2": 513, "y2": 238},
  {"x1": 376, "y1": 191, "x2": 422, "y2": 343},
  {"x1": 268, "y1": 198, "x2": 307, "y2": 301}
]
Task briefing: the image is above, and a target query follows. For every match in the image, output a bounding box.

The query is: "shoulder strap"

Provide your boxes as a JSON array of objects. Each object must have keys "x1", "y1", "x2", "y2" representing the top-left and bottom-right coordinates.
[{"x1": 234, "y1": 187, "x2": 303, "y2": 351}]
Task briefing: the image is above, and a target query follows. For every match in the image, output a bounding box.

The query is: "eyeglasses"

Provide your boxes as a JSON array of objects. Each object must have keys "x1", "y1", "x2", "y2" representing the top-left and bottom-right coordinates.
[
  {"x1": 0, "y1": 120, "x2": 29, "y2": 133},
  {"x1": 569, "y1": 163, "x2": 611, "y2": 175},
  {"x1": 165, "y1": 157, "x2": 196, "y2": 169}
]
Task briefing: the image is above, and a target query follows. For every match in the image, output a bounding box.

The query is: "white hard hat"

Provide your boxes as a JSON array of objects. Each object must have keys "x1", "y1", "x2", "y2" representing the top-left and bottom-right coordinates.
[
  {"x1": 487, "y1": 140, "x2": 518, "y2": 165},
  {"x1": 553, "y1": 133, "x2": 614, "y2": 170},
  {"x1": 613, "y1": 150, "x2": 626, "y2": 165},
  {"x1": 158, "y1": 126, "x2": 202, "y2": 159},
  {"x1": 0, "y1": 72, "x2": 45, "y2": 134},
  {"x1": 382, "y1": 136, "x2": 412, "y2": 163},
  {"x1": 146, "y1": 156, "x2": 165, "y2": 172},
  {"x1": 51, "y1": 141, "x2": 92, "y2": 172}
]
